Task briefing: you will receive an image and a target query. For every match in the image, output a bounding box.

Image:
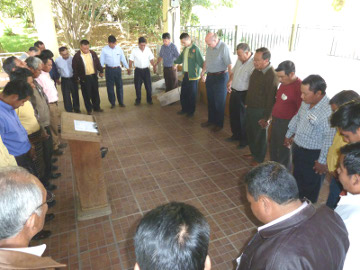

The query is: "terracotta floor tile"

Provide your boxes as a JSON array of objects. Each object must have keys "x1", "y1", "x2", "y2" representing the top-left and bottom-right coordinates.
[
  {"x1": 118, "y1": 240, "x2": 136, "y2": 270},
  {"x1": 110, "y1": 195, "x2": 141, "y2": 219},
  {"x1": 78, "y1": 221, "x2": 115, "y2": 252},
  {"x1": 129, "y1": 175, "x2": 160, "y2": 194},
  {"x1": 162, "y1": 182, "x2": 196, "y2": 201},
  {"x1": 134, "y1": 189, "x2": 169, "y2": 213},
  {"x1": 209, "y1": 147, "x2": 237, "y2": 160},
  {"x1": 200, "y1": 161, "x2": 229, "y2": 177},
  {"x1": 112, "y1": 213, "x2": 142, "y2": 242},
  {"x1": 176, "y1": 166, "x2": 208, "y2": 182},
  {"x1": 208, "y1": 237, "x2": 239, "y2": 270},
  {"x1": 211, "y1": 172, "x2": 243, "y2": 190},
  {"x1": 141, "y1": 149, "x2": 166, "y2": 163},
  {"x1": 186, "y1": 177, "x2": 221, "y2": 196},
  {"x1": 189, "y1": 151, "x2": 217, "y2": 165},
  {"x1": 123, "y1": 164, "x2": 152, "y2": 180},
  {"x1": 147, "y1": 159, "x2": 175, "y2": 175},
  {"x1": 198, "y1": 191, "x2": 236, "y2": 215},
  {"x1": 154, "y1": 170, "x2": 184, "y2": 188},
  {"x1": 227, "y1": 228, "x2": 257, "y2": 253},
  {"x1": 168, "y1": 155, "x2": 198, "y2": 170},
  {"x1": 119, "y1": 154, "x2": 145, "y2": 168}
]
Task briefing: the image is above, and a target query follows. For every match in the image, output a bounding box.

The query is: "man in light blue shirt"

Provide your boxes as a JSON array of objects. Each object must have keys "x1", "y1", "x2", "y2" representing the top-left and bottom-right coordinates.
[
  {"x1": 100, "y1": 35, "x2": 130, "y2": 108},
  {"x1": 55, "y1": 46, "x2": 80, "y2": 113},
  {"x1": 284, "y1": 74, "x2": 335, "y2": 203}
]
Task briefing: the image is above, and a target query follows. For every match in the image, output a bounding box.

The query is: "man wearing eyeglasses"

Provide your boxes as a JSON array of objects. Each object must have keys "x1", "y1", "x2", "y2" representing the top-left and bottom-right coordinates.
[{"x1": 0, "y1": 167, "x2": 65, "y2": 269}]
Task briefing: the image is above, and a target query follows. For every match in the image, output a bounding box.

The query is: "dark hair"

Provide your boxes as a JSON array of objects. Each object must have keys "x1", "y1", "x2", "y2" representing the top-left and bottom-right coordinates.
[
  {"x1": 245, "y1": 161, "x2": 299, "y2": 203},
  {"x1": 340, "y1": 142, "x2": 360, "y2": 175},
  {"x1": 302, "y1": 74, "x2": 327, "y2": 95},
  {"x1": 329, "y1": 90, "x2": 359, "y2": 106},
  {"x1": 180, "y1": 33, "x2": 190, "y2": 40},
  {"x1": 9, "y1": 68, "x2": 33, "y2": 82},
  {"x1": 33, "y1": 41, "x2": 44, "y2": 48},
  {"x1": 39, "y1": 49, "x2": 54, "y2": 59},
  {"x1": 275, "y1": 60, "x2": 296, "y2": 75},
  {"x1": 331, "y1": 101, "x2": 360, "y2": 133},
  {"x1": 162, "y1": 32, "x2": 171, "y2": 39},
  {"x1": 58, "y1": 46, "x2": 68, "y2": 53},
  {"x1": 236, "y1": 43, "x2": 250, "y2": 52},
  {"x1": 138, "y1": 37, "x2": 147, "y2": 44},
  {"x1": 80, "y1": 39, "x2": 90, "y2": 46},
  {"x1": 255, "y1": 47, "x2": 271, "y2": 61},
  {"x1": 3, "y1": 56, "x2": 17, "y2": 75},
  {"x1": 28, "y1": 47, "x2": 39, "y2": 52},
  {"x1": 134, "y1": 202, "x2": 210, "y2": 270},
  {"x1": 38, "y1": 55, "x2": 51, "y2": 65},
  {"x1": 2, "y1": 80, "x2": 33, "y2": 100},
  {"x1": 108, "y1": 35, "x2": 116, "y2": 43}
]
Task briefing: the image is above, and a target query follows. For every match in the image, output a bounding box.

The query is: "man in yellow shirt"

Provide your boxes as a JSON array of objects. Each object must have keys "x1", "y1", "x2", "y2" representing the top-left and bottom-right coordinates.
[
  {"x1": 326, "y1": 90, "x2": 360, "y2": 209},
  {"x1": 0, "y1": 135, "x2": 17, "y2": 167}
]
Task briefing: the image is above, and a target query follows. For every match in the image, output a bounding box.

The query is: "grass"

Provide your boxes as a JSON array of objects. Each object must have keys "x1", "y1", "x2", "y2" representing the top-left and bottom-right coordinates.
[{"x1": 0, "y1": 34, "x2": 37, "y2": 53}]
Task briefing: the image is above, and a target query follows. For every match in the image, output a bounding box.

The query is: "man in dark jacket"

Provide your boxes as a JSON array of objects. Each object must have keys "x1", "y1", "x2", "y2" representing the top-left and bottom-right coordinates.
[
  {"x1": 72, "y1": 39, "x2": 104, "y2": 115},
  {"x1": 236, "y1": 161, "x2": 349, "y2": 270}
]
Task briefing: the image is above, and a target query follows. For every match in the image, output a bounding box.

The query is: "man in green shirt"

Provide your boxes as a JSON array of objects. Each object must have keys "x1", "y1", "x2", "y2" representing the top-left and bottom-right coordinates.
[{"x1": 174, "y1": 33, "x2": 204, "y2": 117}]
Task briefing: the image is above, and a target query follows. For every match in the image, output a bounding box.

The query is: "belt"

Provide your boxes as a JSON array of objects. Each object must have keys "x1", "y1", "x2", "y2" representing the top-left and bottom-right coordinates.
[
  {"x1": 231, "y1": 88, "x2": 248, "y2": 92},
  {"x1": 49, "y1": 101, "x2": 58, "y2": 105},
  {"x1": 106, "y1": 66, "x2": 120, "y2": 69},
  {"x1": 135, "y1": 67, "x2": 149, "y2": 70},
  {"x1": 62, "y1": 77, "x2": 73, "y2": 79},
  {"x1": 208, "y1": 70, "x2": 226, "y2": 76},
  {"x1": 163, "y1": 66, "x2": 173, "y2": 69}
]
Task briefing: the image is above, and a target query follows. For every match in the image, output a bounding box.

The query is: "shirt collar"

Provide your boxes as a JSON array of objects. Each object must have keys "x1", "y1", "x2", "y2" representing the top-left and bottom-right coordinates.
[
  {"x1": 81, "y1": 50, "x2": 90, "y2": 56},
  {"x1": 309, "y1": 94, "x2": 329, "y2": 111},
  {"x1": 338, "y1": 192, "x2": 360, "y2": 205},
  {"x1": 258, "y1": 201, "x2": 308, "y2": 232},
  {"x1": 214, "y1": 40, "x2": 221, "y2": 49},
  {"x1": 0, "y1": 99, "x2": 13, "y2": 111},
  {"x1": 261, "y1": 63, "x2": 272, "y2": 74},
  {"x1": 0, "y1": 244, "x2": 46, "y2": 257}
]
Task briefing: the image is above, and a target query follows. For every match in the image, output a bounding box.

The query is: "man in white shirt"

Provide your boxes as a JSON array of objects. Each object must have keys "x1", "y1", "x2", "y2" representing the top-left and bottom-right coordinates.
[
  {"x1": 55, "y1": 46, "x2": 80, "y2": 113},
  {"x1": 100, "y1": 35, "x2": 130, "y2": 108},
  {"x1": 335, "y1": 142, "x2": 360, "y2": 270},
  {"x1": 129, "y1": 37, "x2": 157, "y2": 106},
  {"x1": 236, "y1": 161, "x2": 349, "y2": 270},
  {"x1": 226, "y1": 43, "x2": 254, "y2": 148},
  {"x1": 0, "y1": 167, "x2": 65, "y2": 269}
]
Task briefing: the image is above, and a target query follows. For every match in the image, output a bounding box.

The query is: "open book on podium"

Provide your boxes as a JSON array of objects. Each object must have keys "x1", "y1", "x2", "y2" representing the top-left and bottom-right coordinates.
[{"x1": 61, "y1": 112, "x2": 111, "y2": 221}]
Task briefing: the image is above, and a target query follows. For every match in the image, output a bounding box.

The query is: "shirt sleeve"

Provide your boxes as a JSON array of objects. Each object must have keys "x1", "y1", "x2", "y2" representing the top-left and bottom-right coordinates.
[
  {"x1": 263, "y1": 71, "x2": 279, "y2": 120},
  {"x1": 159, "y1": 46, "x2": 164, "y2": 58},
  {"x1": 129, "y1": 49, "x2": 135, "y2": 61},
  {"x1": 100, "y1": 48, "x2": 105, "y2": 67},
  {"x1": 195, "y1": 47, "x2": 204, "y2": 68},
  {"x1": 286, "y1": 106, "x2": 301, "y2": 138},
  {"x1": 148, "y1": 48, "x2": 154, "y2": 61},
  {"x1": 222, "y1": 44, "x2": 232, "y2": 67},
  {"x1": 318, "y1": 122, "x2": 336, "y2": 164},
  {"x1": 174, "y1": 50, "x2": 184, "y2": 65},
  {"x1": 173, "y1": 45, "x2": 180, "y2": 59},
  {"x1": 119, "y1": 49, "x2": 129, "y2": 69}
]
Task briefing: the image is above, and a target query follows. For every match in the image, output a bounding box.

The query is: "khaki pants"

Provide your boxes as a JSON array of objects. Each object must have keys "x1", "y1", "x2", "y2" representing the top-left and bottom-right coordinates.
[{"x1": 49, "y1": 102, "x2": 60, "y2": 150}]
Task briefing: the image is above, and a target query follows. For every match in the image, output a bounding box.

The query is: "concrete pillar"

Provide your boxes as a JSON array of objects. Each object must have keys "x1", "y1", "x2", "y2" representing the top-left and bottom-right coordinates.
[
  {"x1": 162, "y1": 0, "x2": 181, "y2": 49},
  {"x1": 31, "y1": 0, "x2": 59, "y2": 57}
]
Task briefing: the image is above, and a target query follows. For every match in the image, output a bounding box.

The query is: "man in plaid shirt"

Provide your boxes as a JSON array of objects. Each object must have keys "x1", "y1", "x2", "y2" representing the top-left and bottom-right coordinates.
[{"x1": 284, "y1": 74, "x2": 335, "y2": 203}]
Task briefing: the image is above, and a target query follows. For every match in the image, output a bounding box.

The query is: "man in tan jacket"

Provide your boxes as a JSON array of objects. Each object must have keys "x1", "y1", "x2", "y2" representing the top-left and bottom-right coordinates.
[{"x1": 0, "y1": 167, "x2": 65, "y2": 269}]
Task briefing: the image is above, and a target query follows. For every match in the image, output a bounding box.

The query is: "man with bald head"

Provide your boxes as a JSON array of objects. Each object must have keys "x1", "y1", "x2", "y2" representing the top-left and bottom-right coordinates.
[
  {"x1": 200, "y1": 32, "x2": 232, "y2": 132},
  {"x1": 0, "y1": 167, "x2": 65, "y2": 269}
]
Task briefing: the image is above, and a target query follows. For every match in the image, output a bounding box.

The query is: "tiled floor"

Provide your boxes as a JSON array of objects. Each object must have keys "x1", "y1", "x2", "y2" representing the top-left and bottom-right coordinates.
[{"x1": 31, "y1": 85, "x2": 329, "y2": 270}]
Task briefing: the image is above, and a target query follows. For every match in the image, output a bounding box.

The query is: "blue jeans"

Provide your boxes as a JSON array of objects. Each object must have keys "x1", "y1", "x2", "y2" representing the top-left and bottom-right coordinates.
[
  {"x1": 205, "y1": 72, "x2": 228, "y2": 127},
  {"x1": 326, "y1": 176, "x2": 343, "y2": 209},
  {"x1": 105, "y1": 67, "x2": 124, "y2": 105},
  {"x1": 180, "y1": 73, "x2": 198, "y2": 114}
]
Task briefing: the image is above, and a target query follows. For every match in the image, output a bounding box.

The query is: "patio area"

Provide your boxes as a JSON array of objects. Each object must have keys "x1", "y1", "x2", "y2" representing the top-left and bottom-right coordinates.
[{"x1": 31, "y1": 84, "x2": 330, "y2": 270}]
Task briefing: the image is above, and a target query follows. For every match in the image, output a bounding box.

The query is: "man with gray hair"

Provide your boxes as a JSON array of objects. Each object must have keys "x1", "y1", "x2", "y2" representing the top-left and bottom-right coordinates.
[
  {"x1": 226, "y1": 43, "x2": 254, "y2": 148},
  {"x1": 200, "y1": 32, "x2": 232, "y2": 132},
  {"x1": 0, "y1": 167, "x2": 65, "y2": 269},
  {"x1": 236, "y1": 161, "x2": 349, "y2": 270}
]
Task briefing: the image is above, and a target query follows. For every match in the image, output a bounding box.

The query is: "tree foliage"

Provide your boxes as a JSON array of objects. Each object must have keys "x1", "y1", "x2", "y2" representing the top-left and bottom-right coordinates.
[
  {"x1": 332, "y1": 0, "x2": 346, "y2": 11},
  {"x1": 0, "y1": 0, "x2": 33, "y2": 23}
]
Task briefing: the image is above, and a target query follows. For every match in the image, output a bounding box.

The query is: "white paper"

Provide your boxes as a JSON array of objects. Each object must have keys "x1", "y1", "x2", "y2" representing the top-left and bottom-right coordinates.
[{"x1": 74, "y1": 120, "x2": 98, "y2": 133}]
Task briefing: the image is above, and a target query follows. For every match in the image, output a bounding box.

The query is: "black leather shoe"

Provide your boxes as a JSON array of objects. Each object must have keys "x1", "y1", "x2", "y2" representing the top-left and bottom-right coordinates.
[
  {"x1": 47, "y1": 199, "x2": 56, "y2": 208},
  {"x1": 119, "y1": 103, "x2": 126, "y2": 107},
  {"x1": 201, "y1": 121, "x2": 214, "y2": 128},
  {"x1": 51, "y1": 165, "x2": 58, "y2": 171},
  {"x1": 45, "y1": 184, "x2": 57, "y2": 191},
  {"x1": 50, "y1": 172, "x2": 61, "y2": 179},
  {"x1": 111, "y1": 104, "x2": 115, "y2": 109},
  {"x1": 87, "y1": 111, "x2": 92, "y2": 115},
  {"x1": 53, "y1": 149, "x2": 63, "y2": 156},
  {"x1": 225, "y1": 136, "x2": 239, "y2": 142},
  {"x1": 147, "y1": 101, "x2": 153, "y2": 105},
  {"x1": 100, "y1": 147, "x2": 108, "y2": 158},
  {"x1": 134, "y1": 101, "x2": 140, "y2": 106},
  {"x1": 32, "y1": 230, "x2": 51, "y2": 240},
  {"x1": 74, "y1": 109, "x2": 81, "y2": 113},
  {"x1": 58, "y1": 143, "x2": 67, "y2": 149},
  {"x1": 177, "y1": 110, "x2": 186, "y2": 115},
  {"x1": 186, "y1": 113, "x2": 194, "y2": 118},
  {"x1": 45, "y1": 213, "x2": 55, "y2": 223},
  {"x1": 52, "y1": 158, "x2": 58, "y2": 163},
  {"x1": 94, "y1": 108, "x2": 104, "y2": 112}
]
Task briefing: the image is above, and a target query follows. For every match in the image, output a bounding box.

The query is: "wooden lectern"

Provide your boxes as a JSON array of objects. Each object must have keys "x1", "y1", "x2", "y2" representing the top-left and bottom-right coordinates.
[{"x1": 61, "y1": 112, "x2": 111, "y2": 221}]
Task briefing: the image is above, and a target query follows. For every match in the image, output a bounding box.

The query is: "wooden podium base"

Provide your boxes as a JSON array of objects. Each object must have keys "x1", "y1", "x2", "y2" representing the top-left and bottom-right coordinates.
[{"x1": 75, "y1": 196, "x2": 112, "y2": 221}]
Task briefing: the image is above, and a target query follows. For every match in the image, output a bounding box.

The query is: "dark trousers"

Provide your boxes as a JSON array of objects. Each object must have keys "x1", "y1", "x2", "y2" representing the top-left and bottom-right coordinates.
[
  {"x1": 15, "y1": 151, "x2": 41, "y2": 181},
  {"x1": 292, "y1": 143, "x2": 322, "y2": 203},
  {"x1": 80, "y1": 74, "x2": 101, "y2": 112},
  {"x1": 205, "y1": 72, "x2": 228, "y2": 128},
  {"x1": 269, "y1": 117, "x2": 291, "y2": 170},
  {"x1": 326, "y1": 176, "x2": 343, "y2": 209},
  {"x1": 105, "y1": 67, "x2": 124, "y2": 105},
  {"x1": 61, "y1": 77, "x2": 80, "y2": 112},
  {"x1": 229, "y1": 90, "x2": 247, "y2": 144},
  {"x1": 246, "y1": 107, "x2": 267, "y2": 163},
  {"x1": 42, "y1": 126, "x2": 53, "y2": 185},
  {"x1": 163, "y1": 67, "x2": 178, "y2": 91},
  {"x1": 180, "y1": 73, "x2": 198, "y2": 115},
  {"x1": 134, "y1": 67, "x2": 152, "y2": 103}
]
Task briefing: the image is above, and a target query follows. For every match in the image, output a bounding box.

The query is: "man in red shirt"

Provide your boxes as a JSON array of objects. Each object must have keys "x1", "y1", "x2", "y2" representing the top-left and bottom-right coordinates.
[{"x1": 270, "y1": 61, "x2": 302, "y2": 170}]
